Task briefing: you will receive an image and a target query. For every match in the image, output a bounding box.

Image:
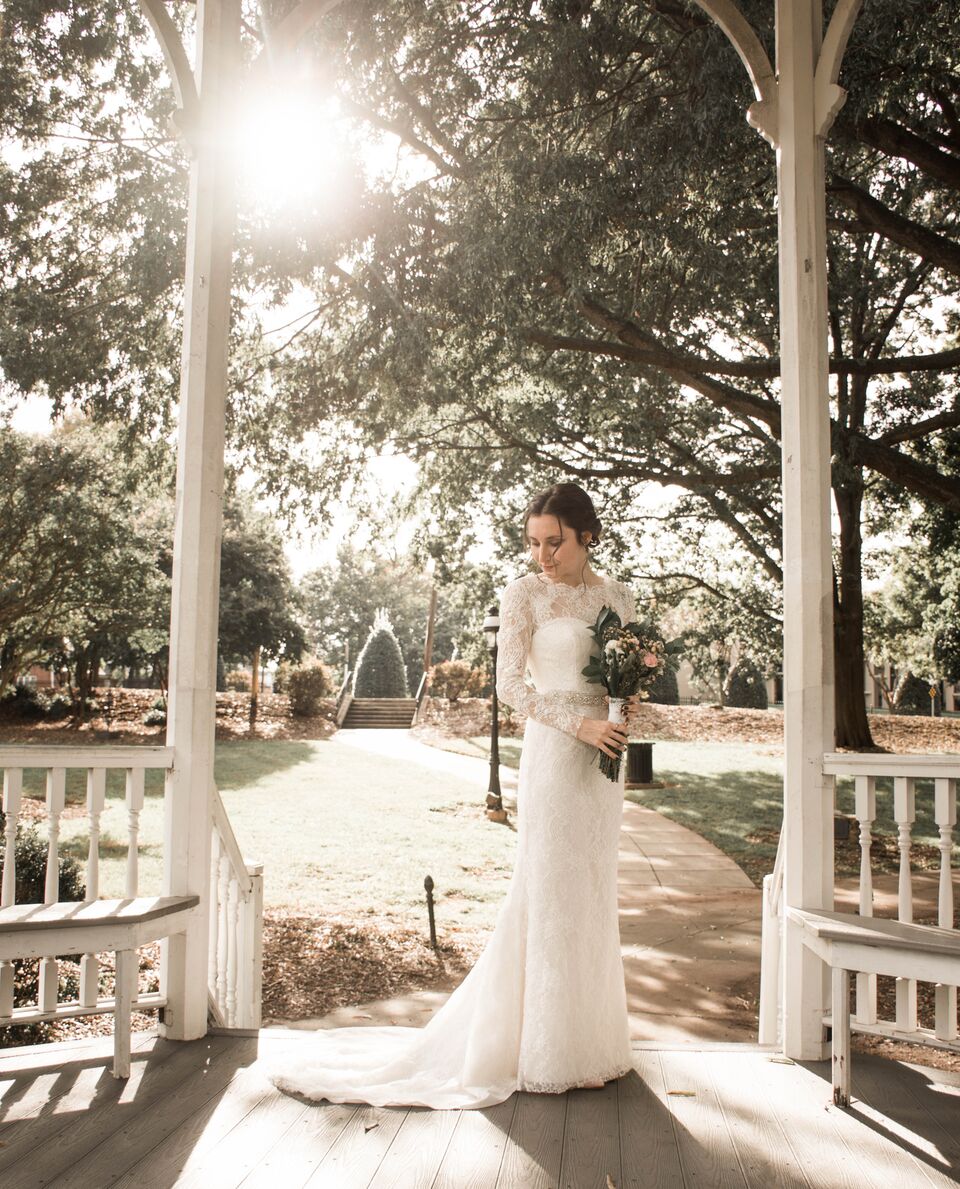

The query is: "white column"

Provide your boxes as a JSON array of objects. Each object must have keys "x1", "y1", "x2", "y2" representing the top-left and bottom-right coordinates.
[
  {"x1": 777, "y1": 0, "x2": 834, "y2": 1060},
  {"x1": 161, "y1": 0, "x2": 239, "y2": 1041}
]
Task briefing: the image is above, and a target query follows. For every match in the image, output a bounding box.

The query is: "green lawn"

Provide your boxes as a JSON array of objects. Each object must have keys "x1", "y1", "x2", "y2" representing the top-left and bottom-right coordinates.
[
  {"x1": 47, "y1": 739, "x2": 516, "y2": 935},
  {"x1": 29, "y1": 735, "x2": 956, "y2": 926},
  {"x1": 469, "y1": 735, "x2": 956, "y2": 886}
]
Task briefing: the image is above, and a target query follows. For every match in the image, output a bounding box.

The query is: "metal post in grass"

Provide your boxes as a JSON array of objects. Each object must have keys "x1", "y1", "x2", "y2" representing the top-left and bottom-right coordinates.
[
  {"x1": 424, "y1": 874, "x2": 437, "y2": 949},
  {"x1": 482, "y1": 607, "x2": 503, "y2": 817}
]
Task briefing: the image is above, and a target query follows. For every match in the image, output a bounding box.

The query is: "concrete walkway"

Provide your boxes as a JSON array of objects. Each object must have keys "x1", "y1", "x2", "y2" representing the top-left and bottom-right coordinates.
[{"x1": 290, "y1": 729, "x2": 762, "y2": 1043}]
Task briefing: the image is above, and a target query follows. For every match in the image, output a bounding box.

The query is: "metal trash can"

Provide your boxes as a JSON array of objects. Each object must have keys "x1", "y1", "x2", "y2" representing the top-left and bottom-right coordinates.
[{"x1": 626, "y1": 741, "x2": 654, "y2": 785}]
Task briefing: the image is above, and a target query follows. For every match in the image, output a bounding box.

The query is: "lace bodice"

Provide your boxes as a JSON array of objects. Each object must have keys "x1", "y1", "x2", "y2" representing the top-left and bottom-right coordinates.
[{"x1": 496, "y1": 573, "x2": 636, "y2": 737}]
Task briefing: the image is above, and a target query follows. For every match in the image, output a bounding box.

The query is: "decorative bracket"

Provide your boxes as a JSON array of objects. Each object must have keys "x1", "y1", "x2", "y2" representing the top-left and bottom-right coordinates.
[
  {"x1": 814, "y1": 0, "x2": 862, "y2": 137},
  {"x1": 137, "y1": 0, "x2": 201, "y2": 149},
  {"x1": 692, "y1": 0, "x2": 778, "y2": 147},
  {"x1": 692, "y1": 0, "x2": 864, "y2": 149}
]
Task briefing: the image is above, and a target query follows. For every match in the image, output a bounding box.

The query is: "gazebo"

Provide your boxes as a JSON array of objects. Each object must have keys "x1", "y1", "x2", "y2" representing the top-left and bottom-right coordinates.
[{"x1": 0, "y1": 0, "x2": 958, "y2": 1182}]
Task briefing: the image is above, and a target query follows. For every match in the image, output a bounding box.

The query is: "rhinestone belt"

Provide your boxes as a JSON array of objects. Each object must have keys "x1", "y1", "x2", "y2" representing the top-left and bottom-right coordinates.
[{"x1": 541, "y1": 689, "x2": 607, "y2": 706}]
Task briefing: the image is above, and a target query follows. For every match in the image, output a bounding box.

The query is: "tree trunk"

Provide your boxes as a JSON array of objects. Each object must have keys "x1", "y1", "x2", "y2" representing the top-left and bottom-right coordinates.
[
  {"x1": 249, "y1": 646, "x2": 260, "y2": 727},
  {"x1": 833, "y1": 483, "x2": 875, "y2": 749}
]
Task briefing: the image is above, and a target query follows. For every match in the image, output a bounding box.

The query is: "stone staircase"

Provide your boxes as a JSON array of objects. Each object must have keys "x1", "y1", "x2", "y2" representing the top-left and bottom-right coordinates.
[{"x1": 340, "y1": 697, "x2": 418, "y2": 729}]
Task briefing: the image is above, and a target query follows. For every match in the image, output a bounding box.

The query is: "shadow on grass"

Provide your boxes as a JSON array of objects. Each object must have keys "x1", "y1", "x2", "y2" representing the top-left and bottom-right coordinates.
[
  {"x1": 626, "y1": 767, "x2": 783, "y2": 887},
  {"x1": 213, "y1": 740, "x2": 321, "y2": 790}
]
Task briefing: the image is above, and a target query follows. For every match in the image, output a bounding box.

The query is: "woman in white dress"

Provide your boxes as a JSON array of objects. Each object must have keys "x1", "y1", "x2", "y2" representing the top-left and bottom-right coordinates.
[{"x1": 269, "y1": 482, "x2": 639, "y2": 1109}]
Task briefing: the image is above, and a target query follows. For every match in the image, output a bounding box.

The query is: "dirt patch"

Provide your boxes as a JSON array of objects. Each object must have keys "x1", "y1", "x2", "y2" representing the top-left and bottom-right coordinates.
[
  {"x1": 261, "y1": 910, "x2": 483, "y2": 1024},
  {"x1": 0, "y1": 688, "x2": 337, "y2": 744},
  {"x1": 415, "y1": 698, "x2": 960, "y2": 754}
]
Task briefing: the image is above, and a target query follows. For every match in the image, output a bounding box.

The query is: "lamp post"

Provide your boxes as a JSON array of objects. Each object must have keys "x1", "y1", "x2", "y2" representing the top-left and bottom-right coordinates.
[{"x1": 482, "y1": 607, "x2": 503, "y2": 816}]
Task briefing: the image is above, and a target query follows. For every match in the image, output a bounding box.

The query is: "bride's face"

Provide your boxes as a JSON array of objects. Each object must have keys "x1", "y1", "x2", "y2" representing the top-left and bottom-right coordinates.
[{"x1": 525, "y1": 514, "x2": 590, "y2": 582}]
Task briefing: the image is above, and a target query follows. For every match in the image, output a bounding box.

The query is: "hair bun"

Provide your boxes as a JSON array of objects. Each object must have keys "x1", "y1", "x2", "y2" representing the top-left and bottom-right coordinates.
[{"x1": 523, "y1": 482, "x2": 602, "y2": 548}]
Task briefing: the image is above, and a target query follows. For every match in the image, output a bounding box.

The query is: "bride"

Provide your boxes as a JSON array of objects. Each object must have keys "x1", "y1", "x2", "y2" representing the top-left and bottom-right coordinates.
[{"x1": 269, "y1": 482, "x2": 639, "y2": 1109}]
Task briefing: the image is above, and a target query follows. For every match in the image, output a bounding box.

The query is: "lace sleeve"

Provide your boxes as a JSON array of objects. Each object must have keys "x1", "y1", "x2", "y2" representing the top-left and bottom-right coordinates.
[{"x1": 495, "y1": 581, "x2": 584, "y2": 737}]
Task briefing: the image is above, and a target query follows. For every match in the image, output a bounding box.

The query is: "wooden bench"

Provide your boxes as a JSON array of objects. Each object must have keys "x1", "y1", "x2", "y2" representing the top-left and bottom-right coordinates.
[
  {"x1": 0, "y1": 896, "x2": 199, "y2": 1078},
  {"x1": 788, "y1": 906, "x2": 960, "y2": 1106}
]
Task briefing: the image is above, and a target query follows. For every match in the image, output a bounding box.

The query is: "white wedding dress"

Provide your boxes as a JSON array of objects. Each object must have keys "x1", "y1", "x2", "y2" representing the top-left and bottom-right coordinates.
[{"x1": 268, "y1": 572, "x2": 635, "y2": 1110}]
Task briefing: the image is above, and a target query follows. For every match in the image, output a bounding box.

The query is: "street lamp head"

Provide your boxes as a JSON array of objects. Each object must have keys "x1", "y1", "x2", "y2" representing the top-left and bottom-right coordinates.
[{"x1": 482, "y1": 606, "x2": 500, "y2": 652}]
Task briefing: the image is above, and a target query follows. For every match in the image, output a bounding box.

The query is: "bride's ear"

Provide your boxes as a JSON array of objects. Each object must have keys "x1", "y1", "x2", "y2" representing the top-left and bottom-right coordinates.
[{"x1": 581, "y1": 531, "x2": 592, "y2": 548}]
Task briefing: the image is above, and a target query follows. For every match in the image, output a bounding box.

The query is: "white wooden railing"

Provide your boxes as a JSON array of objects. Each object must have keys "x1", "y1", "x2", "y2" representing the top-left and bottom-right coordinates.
[
  {"x1": 209, "y1": 786, "x2": 262, "y2": 1029},
  {"x1": 335, "y1": 666, "x2": 353, "y2": 727},
  {"x1": 0, "y1": 746, "x2": 262, "y2": 1034},
  {"x1": 760, "y1": 752, "x2": 959, "y2": 1049}
]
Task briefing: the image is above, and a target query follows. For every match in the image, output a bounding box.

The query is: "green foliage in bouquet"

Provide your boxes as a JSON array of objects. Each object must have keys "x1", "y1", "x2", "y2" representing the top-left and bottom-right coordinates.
[
  {"x1": 581, "y1": 604, "x2": 682, "y2": 781},
  {"x1": 354, "y1": 609, "x2": 409, "y2": 698},
  {"x1": 724, "y1": 657, "x2": 768, "y2": 710}
]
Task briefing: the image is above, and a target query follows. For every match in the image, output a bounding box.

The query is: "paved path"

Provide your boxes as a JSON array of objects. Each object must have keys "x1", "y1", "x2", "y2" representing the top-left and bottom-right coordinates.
[{"x1": 287, "y1": 729, "x2": 762, "y2": 1043}]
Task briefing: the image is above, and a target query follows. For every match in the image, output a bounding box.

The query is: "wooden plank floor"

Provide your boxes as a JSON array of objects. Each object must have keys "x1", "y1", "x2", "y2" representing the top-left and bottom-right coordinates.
[{"x1": 0, "y1": 1032, "x2": 958, "y2": 1188}]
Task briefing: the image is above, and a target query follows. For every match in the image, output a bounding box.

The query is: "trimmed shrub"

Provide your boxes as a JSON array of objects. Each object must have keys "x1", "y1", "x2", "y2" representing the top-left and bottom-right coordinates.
[
  {"x1": 0, "y1": 683, "x2": 48, "y2": 721},
  {"x1": 224, "y1": 669, "x2": 251, "y2": 692},
  {"x1": 428, "y1": 660, "x2": 486, "y2": 703},
  {"x1": 647, "y1": 664, "x2": 680, "y2": 705},
  {"x1": 354, "y1": 609, "x2": 409, "y2": 698},
  {"x1": 143, "y1": 707, "x2": 167, "y2": 727},
  {"x1": 892, "y1": 673, "x2": 940, "y2": 716},
  {"x1": 45, "y1": 693, "x2": 73, "y2": 721},
  {"x1": 288, "y1": 663, "x2": 334, "y2": 717},
  {"x1": 724, "y1": 657, "x2": 769, "y2": 709},
  {"x1": 0, "y1": 821, "x2": 86, "y2": 904}
]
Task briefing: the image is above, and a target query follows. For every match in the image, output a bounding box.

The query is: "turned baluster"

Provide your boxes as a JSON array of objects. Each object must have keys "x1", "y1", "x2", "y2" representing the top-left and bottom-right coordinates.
[
  {"x1": 39, "y1": 768, "x2": 66, "y2": 1013},
  {"x1": 80, "y1": 768, "x2": 106, "y2": 1007},
  {"x1": 0, "y1": 768, "x2": 23, "y2": 1019},
  {"x1": 217, "y1": 854, "x2": 230, "y2": 1015},
  {"x1": 934, "y1": 776, "x2": 957, "y2": 1041},
  {"x1": 853, "y1": 775, "x2": 877, "y2": 1025},
  {"x1": 226, "y1": 876, "x2": 239, "y2": 1027},
  {"x1": 208, "y1": 837, "x2": 221, "y2": 996},
  {"x1": 893, "y1": 776, "x2": 917, "y2": 1033},
  {"x1": 125, "y1": 768, "x2": 145, "y2": 899}
]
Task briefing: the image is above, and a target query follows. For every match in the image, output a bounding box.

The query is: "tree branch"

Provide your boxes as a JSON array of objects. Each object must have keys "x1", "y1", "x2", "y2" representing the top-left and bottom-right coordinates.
[
  {"x1": 829, "y1": 176, "x2": 960, "y2": 278},
  {"x1": 838, "y1": 114, "x2": 960, "y2": 193}
]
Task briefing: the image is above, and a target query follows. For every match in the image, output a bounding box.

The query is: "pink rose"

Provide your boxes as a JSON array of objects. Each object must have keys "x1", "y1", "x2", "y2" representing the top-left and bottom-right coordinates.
[{"x1": 643, "y1": 652, "x2": 659, "y2": 668}]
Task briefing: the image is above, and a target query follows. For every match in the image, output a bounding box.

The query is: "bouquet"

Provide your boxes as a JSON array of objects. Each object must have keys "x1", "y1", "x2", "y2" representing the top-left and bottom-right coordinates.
[{"x1": 581, "y1": 605, "x2": 669, "y2": 782}]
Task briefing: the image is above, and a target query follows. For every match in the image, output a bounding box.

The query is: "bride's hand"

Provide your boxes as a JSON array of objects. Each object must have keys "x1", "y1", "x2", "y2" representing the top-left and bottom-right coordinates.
[
  {"x1": 576, "y1": 716, "x2": 628, "y2": 759},
  {"x1": 620, "y1": 694, "x2": 642, "y2": 727}
]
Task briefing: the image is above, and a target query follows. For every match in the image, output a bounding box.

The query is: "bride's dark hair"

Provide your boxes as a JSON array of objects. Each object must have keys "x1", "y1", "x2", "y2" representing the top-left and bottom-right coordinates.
[{"x1": 523, "y1": 482, "x2": 602, "y2": 548}]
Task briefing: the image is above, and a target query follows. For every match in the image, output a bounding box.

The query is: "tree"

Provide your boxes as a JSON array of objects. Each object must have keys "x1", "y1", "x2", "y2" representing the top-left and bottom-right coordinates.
[
  {"x1": 353, "y1": 609, "x2": 409, "y2": 697},
  {"x1": 218, "y1": 494, "x2": 305, "y2": 722},
  {"x1": 0, "y1": 421, "x2": 172, "y2": 711},
  {"x1": 7, "y1": 2, "x2": 960, "y2": 750},
  {"x1": 246, "y1": 0, "x2": 960, "y2": 749},
  {"x1": 300, "y1": 543, "x2": 501, "y2": 692}
]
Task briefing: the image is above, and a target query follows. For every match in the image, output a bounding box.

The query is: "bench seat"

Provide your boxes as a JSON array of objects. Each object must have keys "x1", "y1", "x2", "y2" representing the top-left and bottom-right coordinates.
[
  {"x1": 0, "y1": 896, "x2": 199, "y2": 1078},
  {"x1": 788, "y1": 906, "x2": 960, "y2": 1106}
]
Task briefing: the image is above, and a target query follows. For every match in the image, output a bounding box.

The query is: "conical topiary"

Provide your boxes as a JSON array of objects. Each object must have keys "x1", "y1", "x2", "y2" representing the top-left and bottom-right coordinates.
[
  {"x1": 724, "y1": 657, "x2": 768, "y2": 709},
  {"x1": 353, "y1": 608, "x2": 409, "y2": 697}
]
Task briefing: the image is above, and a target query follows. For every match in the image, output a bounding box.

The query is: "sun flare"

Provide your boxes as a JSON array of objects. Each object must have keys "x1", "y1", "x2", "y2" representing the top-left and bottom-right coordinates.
[{"x1": 235, "y1": 83, "x2": 345, "y2": 212}]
